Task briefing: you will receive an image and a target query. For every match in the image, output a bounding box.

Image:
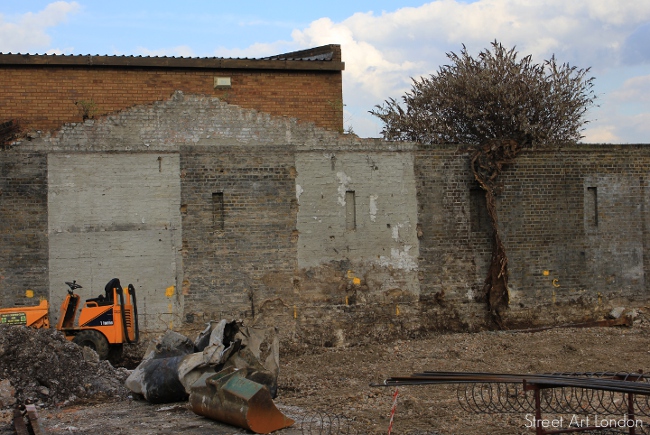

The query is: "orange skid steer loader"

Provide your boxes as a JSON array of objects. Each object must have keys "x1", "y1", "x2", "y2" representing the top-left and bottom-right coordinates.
[{"x1": 0, "y1": 279, "x2": 139, "y2": 360}]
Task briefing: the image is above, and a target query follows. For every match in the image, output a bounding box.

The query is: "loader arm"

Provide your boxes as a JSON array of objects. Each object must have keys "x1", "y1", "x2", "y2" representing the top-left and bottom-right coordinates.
[{"x1": 56, "y1": 293, "x2": 80, "y2": 330}]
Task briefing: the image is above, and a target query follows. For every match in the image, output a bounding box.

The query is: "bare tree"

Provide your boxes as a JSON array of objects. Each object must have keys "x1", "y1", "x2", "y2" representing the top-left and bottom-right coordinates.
[{"x1": 371, "y1": 41, "x2": 596, "y2": 327}]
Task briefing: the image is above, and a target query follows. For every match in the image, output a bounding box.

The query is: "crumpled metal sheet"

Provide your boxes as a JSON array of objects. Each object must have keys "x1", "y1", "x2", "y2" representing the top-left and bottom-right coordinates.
[{"x1": 125, "y1": 320, "x2": 280, "y2": 403}]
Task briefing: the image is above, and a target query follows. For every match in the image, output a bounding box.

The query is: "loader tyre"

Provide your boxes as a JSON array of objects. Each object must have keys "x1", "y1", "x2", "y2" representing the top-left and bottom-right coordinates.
[{"x1": 73, "y1": 330, "x2": 109, "y2": 360}]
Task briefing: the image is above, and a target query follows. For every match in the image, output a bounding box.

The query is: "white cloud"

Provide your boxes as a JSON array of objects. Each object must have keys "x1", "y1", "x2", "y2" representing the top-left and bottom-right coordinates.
[
  {"x1": 293, "y1": 17, "x2": 420, "y2": 102},
  {"x1": 284, "y1": 0, "x2": 650, "y2": 141},
  {"x1": 581, "y1": 125, "x2": 621, "y2": 144},
  {"x1": 134, "y1": 45, "x2": 196, "y2": 58},
  {"x1": 212, "y1": 42, "x2": 296, "y2": 59},
  {"x1": 0, "y1": 2, "x2": 80, "y2": 53},
  {"x1": 45, "y1": 47, "x2": 75, "y2": 55},
  {"x1": 583, "y1": 86, "x2": 650, "y2": 144},
  {"x1": 610, "y1": 75, "x2": 650, "y2": 104},
  {"x1": 628, "y1": 113, "x2": 650, "y2": 138}
]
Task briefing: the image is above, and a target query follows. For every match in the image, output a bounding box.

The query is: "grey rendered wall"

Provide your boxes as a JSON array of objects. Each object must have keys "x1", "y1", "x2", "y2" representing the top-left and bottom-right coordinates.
[
  {"x1": 295, "y1": 148, "x2": 419, "y2": 295},
  {"x1": 47, "y1": 153, "x2": 182, "y2": 330}
]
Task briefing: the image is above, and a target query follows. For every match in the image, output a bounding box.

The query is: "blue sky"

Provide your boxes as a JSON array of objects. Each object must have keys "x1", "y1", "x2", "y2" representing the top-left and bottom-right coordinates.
[{"x1": 1, "y1": 1, "x2": 649, "y2": 143}]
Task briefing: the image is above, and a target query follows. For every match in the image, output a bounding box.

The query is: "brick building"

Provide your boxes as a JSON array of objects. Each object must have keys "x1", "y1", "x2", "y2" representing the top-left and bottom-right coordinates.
[
  {"x1": 1, "y1": 45, "x2": 648, "y2": 343},
  {"x1": 0, "y1": 44, "x2": 344, "y2": 136}
]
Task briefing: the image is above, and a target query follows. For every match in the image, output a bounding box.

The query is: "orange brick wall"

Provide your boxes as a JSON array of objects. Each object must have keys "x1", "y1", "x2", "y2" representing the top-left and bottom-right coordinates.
[{"x1": 0, "y1": 66, "x2": 343, "y2": 133}]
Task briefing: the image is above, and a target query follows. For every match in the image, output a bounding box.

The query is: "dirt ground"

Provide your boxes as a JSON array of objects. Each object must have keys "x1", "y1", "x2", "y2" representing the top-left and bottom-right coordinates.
[{"x1": 2, "y1": 311, "x2": 649, "y2": 435}]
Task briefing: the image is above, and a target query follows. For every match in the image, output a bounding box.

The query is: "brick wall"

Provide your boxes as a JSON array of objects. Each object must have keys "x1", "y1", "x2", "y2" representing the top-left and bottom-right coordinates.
[
  {"x1": 5, "y1": 92, "x2": 650, "y2": 340},
  {"x1": 414, "y1": 146, "x2": 491, "y2": 330},
  {"x1": 0, "y1": 66, "x2": 343, "y2": 134},
  {"x1": 415, "y1": 144, "x2": 650, "y2": 331},
  {"x1": 498, "y1": 147, "x2": 649, "y2": 326},
  {"x1": 0, "y1": 151, "x2": 48, "y2": 307},
  {"x1": 180, "y1": 145, "x2": 298, "y2": 323}
]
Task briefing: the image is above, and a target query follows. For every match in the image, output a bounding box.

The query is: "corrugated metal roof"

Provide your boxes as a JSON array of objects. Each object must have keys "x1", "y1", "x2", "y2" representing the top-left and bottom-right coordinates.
[{"x1": 0, "y1": 44, "x2": 344, "y2": 71}]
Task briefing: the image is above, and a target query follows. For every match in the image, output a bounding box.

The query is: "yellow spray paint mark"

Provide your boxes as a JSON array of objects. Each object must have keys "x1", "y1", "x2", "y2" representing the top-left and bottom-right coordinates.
[
  {"x1": 597, "y1": 292, "x2": 602, "y2": 305},
  {"x1": 347, "y1": 270, "x2": 355, "y2": 279},
  {"x1": 396, "y1": 305, "x2": 400, "y2": 316},
  {"x1": 168, "y1": 302, "x2": 174, "y2": 330},
  {"x1": 345, "y1": 296, "x2": 349, "y2": 305},
  {"x1": 552, "y1": 290, "x2": 556, "y2": 304},
  {"x1": 165, "y1": 286, "x2": 176, "y2": 330},
  {"x1": 352, "y1": 277, "x2": 361, "y2": 286},
  {"x1": 293, "y1": 305, "x2": 297, "y2": 319},
  {"x1": 552, "y1": 279, "x2": 560, "y2": 288},
  {"x1": 25, "y1": 290, "x2": 34, "y2": 298},
  {"x1": 543, "y1": 270, "x2": 550, "y2": 276}
]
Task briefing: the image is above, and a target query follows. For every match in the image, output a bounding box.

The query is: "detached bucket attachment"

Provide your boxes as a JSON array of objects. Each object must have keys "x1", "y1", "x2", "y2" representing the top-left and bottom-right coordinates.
[{"x1": 189, "y1": 368, "x2": 294, "y2": 433}]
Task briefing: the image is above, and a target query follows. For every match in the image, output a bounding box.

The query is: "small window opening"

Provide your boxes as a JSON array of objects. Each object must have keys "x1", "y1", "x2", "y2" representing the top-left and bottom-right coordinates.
[
  {"x1": 213, "y1": 192, "x2": 224, "y2": 232},
  {"x1": 345, "y1": 191, "x2": 356, "y2": 231},
  {"x1": 470, "y1": 187, "x2": 489, "y2": 232},
  {"x1": 586, "y1": 187, "x2": 598, "y2": 227}
]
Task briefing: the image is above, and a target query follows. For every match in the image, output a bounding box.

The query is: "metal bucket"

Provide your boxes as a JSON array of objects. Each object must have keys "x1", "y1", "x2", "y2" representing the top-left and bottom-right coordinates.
[{"x1": 189, "y1": 367, "x2": 294, "y2": 433}]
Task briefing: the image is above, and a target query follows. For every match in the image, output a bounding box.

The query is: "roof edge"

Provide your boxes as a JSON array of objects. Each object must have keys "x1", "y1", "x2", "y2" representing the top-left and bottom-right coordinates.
[{"x1": 0, "y1": 45, "x2": 345, "y2": 72}]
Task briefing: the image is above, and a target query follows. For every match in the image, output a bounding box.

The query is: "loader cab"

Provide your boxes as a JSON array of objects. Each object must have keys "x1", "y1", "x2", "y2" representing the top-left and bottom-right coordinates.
[{"x1": 84, "y1": 278, "x2": 118, "y2": 307}]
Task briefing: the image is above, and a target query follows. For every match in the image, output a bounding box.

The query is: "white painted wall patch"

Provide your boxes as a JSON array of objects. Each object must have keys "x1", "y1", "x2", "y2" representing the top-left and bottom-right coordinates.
[
  {"x1": 378, "y1": 246, "x2": 418, "y2": 271},
  {"x1": 296, "y1": 184, "x2": 304, "y2": 204},
  {"x1": 369, "y1": 194, "x2": 378, "y2": 222},
  {"x1": 337, "y1": 171, "x2": 352, "y2": 206}
]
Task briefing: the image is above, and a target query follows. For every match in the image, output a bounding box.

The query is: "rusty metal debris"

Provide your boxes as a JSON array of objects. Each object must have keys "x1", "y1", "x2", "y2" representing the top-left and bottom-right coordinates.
[
  {"x1": 13, "y1": 408, "x2": 28, "y2": 435},
  {"x1": 13, "y1": 404, "x2": 46, "y2": 435},
  {"x1": 189, "y1": 367, "x2": 294, "y2": 434},
  {"x1": 376, "y1": 372, "x2": 650, "y2": 435}
]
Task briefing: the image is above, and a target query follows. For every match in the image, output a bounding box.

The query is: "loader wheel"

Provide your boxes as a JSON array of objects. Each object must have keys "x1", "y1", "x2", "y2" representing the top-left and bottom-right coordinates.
[{"x1": 73, "y1": 330, "x2": 110, "y2": 360}]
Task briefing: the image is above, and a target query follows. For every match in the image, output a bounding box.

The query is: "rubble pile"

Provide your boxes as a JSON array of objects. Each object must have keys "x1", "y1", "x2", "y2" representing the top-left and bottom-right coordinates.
[{"x1": 0, "y1": 325, "x2": 130, "y2": 409}]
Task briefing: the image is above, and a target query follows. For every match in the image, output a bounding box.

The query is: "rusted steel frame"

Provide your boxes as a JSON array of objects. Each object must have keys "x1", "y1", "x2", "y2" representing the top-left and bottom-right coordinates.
[
  {"x1": 377, "y1": 371, "x2": 650, "y2": 431},
  {"x1": 550, "y1": 373, "x2": 647, "y2": 417},
  {"x1": 25, "y1": 404, "x2": 46, "y2": 435},
  {"x1": 524, "y1": 380, "x2": 640, "y2": 435},
  {"x1": 13, "y1": 408, "x2": 29, "y2": 435},
  {"x1": 629, "y1": 392, "x2": 637, "y2": 435}
]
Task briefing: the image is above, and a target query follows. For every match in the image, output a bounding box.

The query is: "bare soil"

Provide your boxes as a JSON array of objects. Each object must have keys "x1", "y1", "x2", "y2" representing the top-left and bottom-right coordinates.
[{"x1": 1, "y1": 312, "x2": 649, "y2": 435}]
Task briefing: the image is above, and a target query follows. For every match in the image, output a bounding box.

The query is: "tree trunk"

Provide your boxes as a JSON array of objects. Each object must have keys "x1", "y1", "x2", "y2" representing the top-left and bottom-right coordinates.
[
  {"x1": 470, "y1": 138, "x2": 520, "y2": 328},
  {"x1": 482, "y1": 187, "x2": 509, "y2": 328}
]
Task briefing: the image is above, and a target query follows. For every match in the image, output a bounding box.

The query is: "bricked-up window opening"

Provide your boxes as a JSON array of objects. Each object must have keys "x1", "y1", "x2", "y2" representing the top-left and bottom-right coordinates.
[
  {"x1": 212, "y1": 192, "x2": 224, "y2": 232},
  {"x1": 470, "y1": 187, "x2": 490, "y2": 232},
  {"x1": 346, "y1": 191, "x2": 356, "y2": 231},
  {"x1": 587, "y1": 187, "x2": 598, "y2": 227}
]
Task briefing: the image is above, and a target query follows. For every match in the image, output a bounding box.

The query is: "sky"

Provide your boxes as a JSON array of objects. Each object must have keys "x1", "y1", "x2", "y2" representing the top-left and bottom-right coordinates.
[{"x1": 1, "y1": 1, "x2": 649, "y2": 143}]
